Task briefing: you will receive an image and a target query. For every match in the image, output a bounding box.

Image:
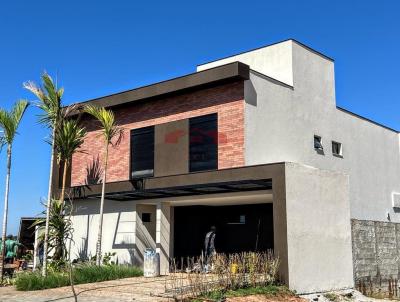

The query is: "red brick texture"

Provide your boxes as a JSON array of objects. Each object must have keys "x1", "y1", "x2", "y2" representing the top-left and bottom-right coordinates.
[{"x1": 71, "y1": 81, "x2": 245, "y2": 186}]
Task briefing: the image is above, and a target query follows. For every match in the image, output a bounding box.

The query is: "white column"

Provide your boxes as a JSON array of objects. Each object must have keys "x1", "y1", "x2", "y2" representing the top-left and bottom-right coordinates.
[
  {"x1": 32, "y1": 225, "x2": 39, "y2": 271},
  {"x1": 156, "y1": 202, "x2": 171, "y2": 275},
  {"x1": 132, "y1": 203, "x2": 137, "y2": 246}
]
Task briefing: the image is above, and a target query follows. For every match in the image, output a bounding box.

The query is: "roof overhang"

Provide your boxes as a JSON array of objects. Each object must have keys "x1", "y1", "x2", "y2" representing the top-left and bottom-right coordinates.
[
  {"x1": 70, "y1": 61, "x2": 250, "y2": 113},
  {"x1": 89, "y1": 179, "x2": 272, "y2": 201},
  {"x1": 66, "y1": 163, "x2": 285, "y2": 201}
]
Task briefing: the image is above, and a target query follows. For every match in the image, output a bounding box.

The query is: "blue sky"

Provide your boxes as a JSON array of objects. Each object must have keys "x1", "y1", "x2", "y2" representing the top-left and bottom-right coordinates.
[{"x1": 0, "y1": 0, "x2": 399, "y2": 234}]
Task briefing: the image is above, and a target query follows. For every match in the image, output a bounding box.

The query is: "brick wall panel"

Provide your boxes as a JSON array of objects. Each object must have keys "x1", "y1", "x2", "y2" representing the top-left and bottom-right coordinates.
[{"x1": 71, "y1": 82, "x2": 245, "y2": 186}]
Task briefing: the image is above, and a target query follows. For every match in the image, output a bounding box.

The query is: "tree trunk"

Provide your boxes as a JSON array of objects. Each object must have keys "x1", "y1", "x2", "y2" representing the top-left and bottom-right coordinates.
[
  {"x1": 42, "y1": 128, "x2": 56, "y2": 277},
  {"x1": 59, "y1": 160, "x2": 68, "y2": 215},
  {"x1": 67, "y1": 201, "x2": 77, "y2": 302},
  {"x1": 1, "y1": 145, "x2": 12, "y2": 280},
  {"x1": 95, "y1": 145, "x2": 109, "y2": 266},
  {"x1": 50, "y1": 160, "x2": 69, "y2": 261}
]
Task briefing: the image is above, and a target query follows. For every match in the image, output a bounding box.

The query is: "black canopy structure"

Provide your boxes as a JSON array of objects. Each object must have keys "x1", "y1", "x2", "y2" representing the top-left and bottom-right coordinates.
[
  {"x1": 86, "y1": 179, "x2": 272, "y2": 201},
  {"x1": 18, "y1": 217, "x2": 43, "y2": 250}
]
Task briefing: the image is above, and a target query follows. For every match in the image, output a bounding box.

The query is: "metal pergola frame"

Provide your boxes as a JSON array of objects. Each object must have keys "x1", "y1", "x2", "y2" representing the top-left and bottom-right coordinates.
[{"x1": 86, "y1": 179, "x2": 272, "y2": 201}]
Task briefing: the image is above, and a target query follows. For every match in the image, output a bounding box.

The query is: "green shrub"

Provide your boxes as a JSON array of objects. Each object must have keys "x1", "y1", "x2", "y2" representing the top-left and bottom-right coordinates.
[{"x1": 15, "y1": 264, "x2": 143, "y2": 291}]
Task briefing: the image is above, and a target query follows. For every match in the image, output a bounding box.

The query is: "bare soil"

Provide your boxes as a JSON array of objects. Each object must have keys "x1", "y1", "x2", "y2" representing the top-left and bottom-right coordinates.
[{"x1": 227, "y1": 294, "x2": 307, "y2": 301}]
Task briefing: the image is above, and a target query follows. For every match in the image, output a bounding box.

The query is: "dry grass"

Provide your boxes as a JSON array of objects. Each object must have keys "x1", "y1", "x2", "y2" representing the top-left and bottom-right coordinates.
[{"x1": 165, "y1": 251, "x2": 280, "y2": 300}]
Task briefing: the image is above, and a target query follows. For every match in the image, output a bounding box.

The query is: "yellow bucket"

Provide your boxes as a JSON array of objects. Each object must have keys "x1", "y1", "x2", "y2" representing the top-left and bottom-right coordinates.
[{"x1": 230, "y1": 263, "x2": 238, "y2": 274}]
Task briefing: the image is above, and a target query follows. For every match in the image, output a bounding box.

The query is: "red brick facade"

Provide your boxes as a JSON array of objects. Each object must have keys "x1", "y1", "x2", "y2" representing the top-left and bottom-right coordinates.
[{"x1": 71, "y1": 81, "x2": 245, "y2": 186}]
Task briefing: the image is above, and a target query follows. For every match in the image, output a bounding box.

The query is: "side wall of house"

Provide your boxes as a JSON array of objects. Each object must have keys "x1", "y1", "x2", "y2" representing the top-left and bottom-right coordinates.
[
  {"x1": 241, "y1": 41, "x2": 400, "y2": 289},
  {"x1": 244, "y1": 41, "x2": 400, "y2": 224}
]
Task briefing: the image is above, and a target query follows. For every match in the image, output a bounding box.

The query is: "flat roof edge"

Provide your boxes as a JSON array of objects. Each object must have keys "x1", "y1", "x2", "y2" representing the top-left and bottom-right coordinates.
[
  {"x1": 69, "y1": 62, "x2": 250, "y2": 112},
  {"x1": 337, "y1": 106, "x2": 399, "y2": 133},
  {"x1": 197, "y1": 38, "x2": 334, "y2": 68}
]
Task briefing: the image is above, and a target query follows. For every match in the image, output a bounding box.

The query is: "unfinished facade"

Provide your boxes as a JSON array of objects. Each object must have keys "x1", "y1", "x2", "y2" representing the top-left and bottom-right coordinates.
[{"x1": 53, "y1": 39, "x2": 400, "y2": 293}]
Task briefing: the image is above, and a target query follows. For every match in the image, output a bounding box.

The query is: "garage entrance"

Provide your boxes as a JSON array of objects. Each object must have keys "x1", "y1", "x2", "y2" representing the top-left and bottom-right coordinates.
[{"x1": 173, "y1": 203, "x2": 273, "y2": 260}]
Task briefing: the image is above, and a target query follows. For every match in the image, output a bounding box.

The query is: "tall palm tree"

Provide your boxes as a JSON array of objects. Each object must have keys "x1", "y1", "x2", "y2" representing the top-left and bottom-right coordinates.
[
  {"x1": 24, "y1": 73, "x2": 65, "y2": 276},
  {"x1": 0, "y1": 100, "x2": 29, "y2": 280},
  {"x1": 33, "y1": 119, "x2": 85, "y2": 263},
  {"x1": 84, "y1": 105, "x2": 123, "y2": 265}
]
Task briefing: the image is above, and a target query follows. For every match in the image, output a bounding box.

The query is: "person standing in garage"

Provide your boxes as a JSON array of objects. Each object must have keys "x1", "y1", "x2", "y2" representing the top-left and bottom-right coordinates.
[{"x1": 204, "y1": 226, "x2": 216, "y2": 272}]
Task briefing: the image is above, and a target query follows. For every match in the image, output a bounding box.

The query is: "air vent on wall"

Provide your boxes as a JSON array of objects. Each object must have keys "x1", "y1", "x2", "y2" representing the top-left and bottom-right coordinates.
[{"x1": 392, "y1": 193, "x2": 400, "y2": 208}]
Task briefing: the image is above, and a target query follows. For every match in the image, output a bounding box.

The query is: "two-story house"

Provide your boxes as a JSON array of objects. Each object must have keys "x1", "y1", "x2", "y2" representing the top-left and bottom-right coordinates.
[{"x1": 55, "y1": 39, "x2": 400, "y2": 294}]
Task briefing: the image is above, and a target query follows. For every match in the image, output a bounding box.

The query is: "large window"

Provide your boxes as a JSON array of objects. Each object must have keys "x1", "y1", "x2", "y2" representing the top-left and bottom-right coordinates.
[
  {"x1": 189, "y1": 113, "x2": 218, "y2": 172},
  {"x1": 131, "y1": 126, "x2": 154, "y2": 178}
]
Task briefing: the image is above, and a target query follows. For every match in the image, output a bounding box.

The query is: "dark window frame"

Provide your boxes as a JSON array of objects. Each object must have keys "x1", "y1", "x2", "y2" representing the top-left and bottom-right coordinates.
[
  {"x1": 314, "y1": 135, "x2": 323, "y2": 150},
  {"x1": 332, "y1": 141, "x2": 343, "y2": 157},
  {"x1": 130, "y1": 126, "x2": 155, "y2": 179},
  {"x1": 189, "y1": 113, "x2": 218, "y2": 173}
]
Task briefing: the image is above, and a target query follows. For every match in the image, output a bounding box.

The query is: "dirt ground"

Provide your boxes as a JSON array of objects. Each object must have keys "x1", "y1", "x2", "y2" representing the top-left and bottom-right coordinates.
[{"x1": 227, "y1": 295, "x2": 307, "y2": 301}]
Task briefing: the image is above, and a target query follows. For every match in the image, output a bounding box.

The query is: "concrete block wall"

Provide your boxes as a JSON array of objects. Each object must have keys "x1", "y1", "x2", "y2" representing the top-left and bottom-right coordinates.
[{"x1": 352, "y1": 219, "x2": 400, "y2": 283}]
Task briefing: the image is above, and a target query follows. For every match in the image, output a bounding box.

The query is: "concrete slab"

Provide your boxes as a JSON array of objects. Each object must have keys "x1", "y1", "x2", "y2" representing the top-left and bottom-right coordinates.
[{"x1": 0, "y1": 276, "x2": 170, "y2": 302}]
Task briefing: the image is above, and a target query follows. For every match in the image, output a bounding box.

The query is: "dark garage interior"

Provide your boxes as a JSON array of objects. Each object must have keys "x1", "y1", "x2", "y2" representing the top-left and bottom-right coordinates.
[{"x1": 173, "y1": 203, "x2": 274, "y2": 260}]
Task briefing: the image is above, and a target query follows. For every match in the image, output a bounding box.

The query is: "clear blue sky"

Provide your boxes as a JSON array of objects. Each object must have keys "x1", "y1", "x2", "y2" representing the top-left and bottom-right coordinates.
[{"x1": 0, "y1": 0, "x2": 399, "y2": 234}]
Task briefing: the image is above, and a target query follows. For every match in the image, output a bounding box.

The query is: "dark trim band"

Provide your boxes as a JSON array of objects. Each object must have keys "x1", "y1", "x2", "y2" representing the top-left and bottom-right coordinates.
[{"x1": 69, "y1": 62, "x2": 250, "y2": 113}]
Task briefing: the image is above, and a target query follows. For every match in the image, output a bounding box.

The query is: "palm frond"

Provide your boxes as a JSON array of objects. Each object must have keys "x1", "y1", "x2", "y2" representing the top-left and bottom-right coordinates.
[
  {"x1": 24, "y1": 72, "x2": 63, "y2": 128},
  {"x1": 84, "y1": 105, "x2": 124, "y2": 146},
  {"x1": 0, "y1": 100, "x2": 29, "y2": 145},
  {"x1": 53, "y1": 119, "x2": 86, "y2": 165},
  {"x1": 31, "y1": 199, "x2": 73, "y2": 256}
]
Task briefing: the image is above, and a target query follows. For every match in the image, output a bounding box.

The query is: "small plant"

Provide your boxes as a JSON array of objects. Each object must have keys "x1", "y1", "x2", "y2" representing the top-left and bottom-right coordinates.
[
  {"x1": 324, "y1": 292, "x2": 339, "y2": 302},
  {"x1": 88, "y1": 251, "x2": 117, "y2": 265},
  {"x1": 21, "y1": 252, "x2": 33, "y2": 261},
  {"x1": 102, "y1": 252, "x2": 117, "y2": 265}
]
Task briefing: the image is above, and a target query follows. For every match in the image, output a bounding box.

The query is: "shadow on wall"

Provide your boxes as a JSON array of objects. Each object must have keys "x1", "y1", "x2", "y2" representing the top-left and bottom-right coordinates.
[
  {"x1": 69, "y1": 156, "x2": 103, "y2": 199},
  {"x1": 86, "y1": 155, "x2": 103, "y2": 185},
  {"x1": 72, "y1": 206, "x2": 156, "y2": 266},
  {"x1": 76, "y1": 216, "x2": 90, "y2": 261},
  {"x1": 245, "y1": 79, "x2": 257, "y2": 107}
]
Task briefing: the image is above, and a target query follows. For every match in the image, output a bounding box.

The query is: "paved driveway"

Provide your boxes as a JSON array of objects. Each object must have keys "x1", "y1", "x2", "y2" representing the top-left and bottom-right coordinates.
[{"x1": 0, "y1": 276, "x2": 172, "y2": 302}]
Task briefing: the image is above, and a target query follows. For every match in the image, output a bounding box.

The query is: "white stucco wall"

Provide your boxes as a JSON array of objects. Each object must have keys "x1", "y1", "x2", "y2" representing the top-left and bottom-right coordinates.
[
  {"x1": 70, "y1": 199, "x2": 171, "y2": 270},
  {"x1": 70, "y1": 199, "x2": 138, "y2": 265},
  {"x1": 284, "y1": 163, "x2": 354, "y2": 293},
  {"x1": 238, "y1": 40, "x2": 400, "y2": 223},
  {"x1": 197, "y1": 40, "x2": 294, "y2": 86}
]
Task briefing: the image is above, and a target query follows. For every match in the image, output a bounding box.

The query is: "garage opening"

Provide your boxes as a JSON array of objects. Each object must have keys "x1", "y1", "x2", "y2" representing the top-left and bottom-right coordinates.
[{"x1": 173, "y1": 203, "x2": 273, "y2": 260}]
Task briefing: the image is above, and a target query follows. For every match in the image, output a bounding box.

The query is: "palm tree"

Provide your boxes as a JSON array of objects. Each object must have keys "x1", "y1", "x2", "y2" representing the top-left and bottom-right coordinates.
[
  {"x1": 32, "y1": 199, "x2": 73, "y2": 261},
  {"x1": 53, "y1": 119, "x2": 86, "y2": 213},
  {"x1": 33, "y1": 119, "x2": 85, "y2": 263},
  {"x1": 84, "y1": 105, "x2": 123, "y2": 265},
  {"x1": 0, "y1": 100, "x2": 29, "y2": 279},
  {"x1": 24, "y1": 73, "x2": 65, "y2": 276}
]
